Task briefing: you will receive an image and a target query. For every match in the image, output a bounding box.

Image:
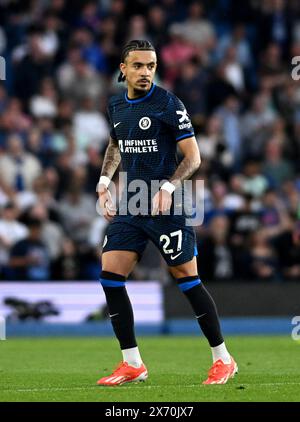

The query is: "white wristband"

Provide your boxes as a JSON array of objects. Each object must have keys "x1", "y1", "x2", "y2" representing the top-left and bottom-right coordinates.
[
  {"x1": 161, "y1": 181, "x2": 176, "y2": 194},
  {"x1": 97, "y1": 176, "x2": 110, "y2": 191}
]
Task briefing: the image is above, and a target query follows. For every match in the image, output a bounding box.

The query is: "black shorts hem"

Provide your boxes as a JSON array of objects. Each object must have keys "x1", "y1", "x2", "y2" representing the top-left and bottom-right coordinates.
[{"x1": 166, "y1": 254, "x2": 195, "y2": 267}]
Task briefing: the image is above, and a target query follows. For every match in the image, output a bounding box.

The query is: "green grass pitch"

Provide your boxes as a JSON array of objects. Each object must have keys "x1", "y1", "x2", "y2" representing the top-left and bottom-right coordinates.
[{"x1": 0, "y1": 335, "x2": 299, "y2": 402}]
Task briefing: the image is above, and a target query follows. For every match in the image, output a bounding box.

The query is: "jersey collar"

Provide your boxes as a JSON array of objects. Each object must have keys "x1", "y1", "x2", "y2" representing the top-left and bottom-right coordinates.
[{"x1": 125, "y1": 83, "x2": 156, "y2": 104}]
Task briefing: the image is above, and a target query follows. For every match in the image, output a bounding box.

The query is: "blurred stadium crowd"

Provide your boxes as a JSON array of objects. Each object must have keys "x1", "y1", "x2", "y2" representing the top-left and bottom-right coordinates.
[{"x1": 0, "y1": 0, "x2": 300, "y2": 282}]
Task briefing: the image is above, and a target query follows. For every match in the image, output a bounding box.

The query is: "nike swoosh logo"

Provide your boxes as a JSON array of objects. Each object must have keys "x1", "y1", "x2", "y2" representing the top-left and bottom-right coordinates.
[
  {"x1": 114, "y1": 122, "x2": 121, "y2": 128},
  {"x1": 170, "y1": 251, "x2": 183, "y2": 260},
  {"x1": 109, "y1": 313, "x2": 119, "y2": 318},
  {"x1": 196, "y1": 313, "x2": 206, "y2": 319}
]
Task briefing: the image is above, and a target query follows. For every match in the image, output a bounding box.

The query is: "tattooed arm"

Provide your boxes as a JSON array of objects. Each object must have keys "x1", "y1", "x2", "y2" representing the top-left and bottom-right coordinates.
[
  {"x1": 97, "y1": 137, "x2": 121, "y2": 221},
  {"x1": 100, "y1": 137, "x2": 121, "y2": 181},
  {"x1": 170, "y1": 136, "x2": 201, "y2": 188},
  {"x1": 152, "y1": 136, "x2": 201, "y2": 215}
]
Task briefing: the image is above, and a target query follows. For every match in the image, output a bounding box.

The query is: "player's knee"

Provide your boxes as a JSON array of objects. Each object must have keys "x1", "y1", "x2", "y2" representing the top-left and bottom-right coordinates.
[
  {"x1": 169, "y1": 257, "x2": 198, "y2": 279},
  {"x1": 100, "y1": 270, "x2": 127, "y2": 288},
  {"x1": 101, "y1": 251, "x2": 138, "y2": 278},
  {"x1": 176, "y1": 275, "x2": 201, "y2": 292}
]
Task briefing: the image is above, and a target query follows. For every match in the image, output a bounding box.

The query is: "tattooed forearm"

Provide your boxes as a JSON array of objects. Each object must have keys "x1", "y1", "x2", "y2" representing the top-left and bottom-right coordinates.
[
  {"x1": 101, "y1": 137, "x2": 121, "y2": 179},
  {"x1": 169, "y1": 155, "x2": 200, "y2": 188}
]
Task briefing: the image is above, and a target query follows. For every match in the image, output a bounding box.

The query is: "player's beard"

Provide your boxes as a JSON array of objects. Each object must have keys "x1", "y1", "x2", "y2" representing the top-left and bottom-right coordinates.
[
  {"x1": 133, "y1": 88, "x2": 149, "y2": 97},
  {"x1": 133, "y1": 80, "x2": 151, "y2": 97}
]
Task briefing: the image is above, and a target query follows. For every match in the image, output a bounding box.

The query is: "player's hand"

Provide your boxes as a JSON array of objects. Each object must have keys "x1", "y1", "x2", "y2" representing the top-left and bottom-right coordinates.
[
  {"x1": 97, "y1": 185, "x2": 116, "y2": 221},
  {"x1": 151, "y1": 189, "x2": 172, "y2": 216}
]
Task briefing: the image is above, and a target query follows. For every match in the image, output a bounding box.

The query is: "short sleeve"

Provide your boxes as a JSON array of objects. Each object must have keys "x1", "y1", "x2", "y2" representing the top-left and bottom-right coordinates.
[
  {"x1": 107, "y1": 105, "x2": 117, "y2": 141},
  {"x1": 164, "y1": 95, "x2": 195, "y2": 142}
]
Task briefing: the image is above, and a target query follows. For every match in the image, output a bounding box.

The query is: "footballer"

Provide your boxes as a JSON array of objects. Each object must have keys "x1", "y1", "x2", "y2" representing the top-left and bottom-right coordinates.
[{"x1": 96, "y1": 40, "x2": 237, "y2": 386}]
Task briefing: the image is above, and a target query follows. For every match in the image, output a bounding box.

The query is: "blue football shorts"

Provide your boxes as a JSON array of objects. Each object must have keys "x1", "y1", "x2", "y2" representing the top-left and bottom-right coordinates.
[{"x1": 102, "y1": 214, "x2": 198, "y2": 267}]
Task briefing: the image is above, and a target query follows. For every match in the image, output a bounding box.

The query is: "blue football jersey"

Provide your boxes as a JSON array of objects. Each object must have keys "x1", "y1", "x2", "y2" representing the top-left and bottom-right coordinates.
[{"x1": 107, "y1": 83, "x2": 195, "y2": 214}]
